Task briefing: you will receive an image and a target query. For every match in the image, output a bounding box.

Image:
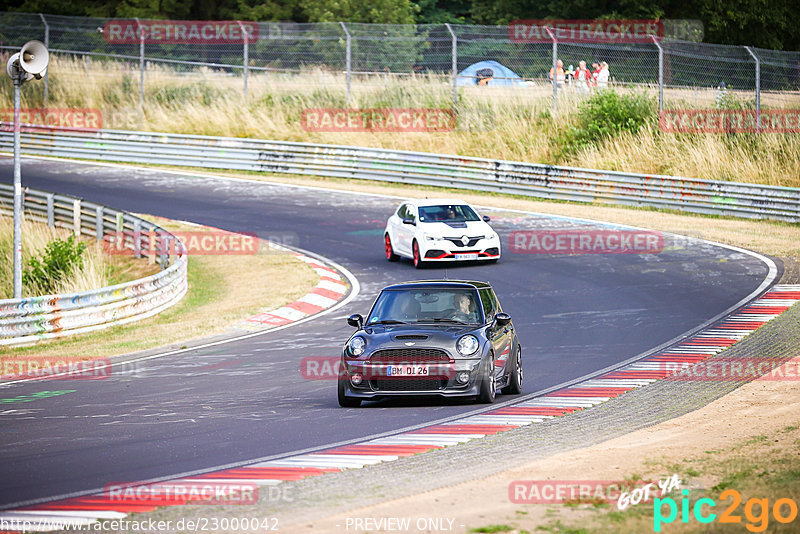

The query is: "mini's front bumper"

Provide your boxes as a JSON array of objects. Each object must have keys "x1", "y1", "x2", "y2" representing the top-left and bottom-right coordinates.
[{"x1": 340, "y1": 357, "x2": 484, "y2": 399}]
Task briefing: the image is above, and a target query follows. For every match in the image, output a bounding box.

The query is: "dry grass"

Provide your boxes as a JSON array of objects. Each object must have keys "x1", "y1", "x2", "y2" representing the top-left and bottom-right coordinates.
[
  {"x1": 0, "y1": 214, "x2": 158, "y2": 298},
  {"x1": 1, "y1": 216, "x2": 320, "y2": 360},
  {"x1": 3, "y1": 56, "x2": 800, "y2": 188}
]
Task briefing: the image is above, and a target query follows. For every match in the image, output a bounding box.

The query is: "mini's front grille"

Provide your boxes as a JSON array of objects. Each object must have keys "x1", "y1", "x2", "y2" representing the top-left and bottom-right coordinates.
[
  {"x1": 370, "y1": 378, "x2": 448, "y2": 391},
  {"x1": 370, "y1": 349, "x2": 452, "y2": 363}
]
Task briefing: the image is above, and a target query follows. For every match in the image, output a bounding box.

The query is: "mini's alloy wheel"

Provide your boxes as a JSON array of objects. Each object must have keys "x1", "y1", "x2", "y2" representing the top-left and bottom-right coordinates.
[
  {"x1": 477, "y1": 356, "x2": 496, "y2": 403},
  {"x1": 501, "y1": 346, "x2": 523, "y2": 395},
  {"x1": 385, "y1": 234, "x2": 399, "y2": 262}
]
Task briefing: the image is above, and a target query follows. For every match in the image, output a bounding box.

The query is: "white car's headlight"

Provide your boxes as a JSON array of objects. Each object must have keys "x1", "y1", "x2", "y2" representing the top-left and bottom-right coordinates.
[
  {"x1": 347, "y1": 336, "x2": 366, "y2": 357},
  {"x1": 456, "y1": 335, "x2": 479, "y2": 356},
  {"x1": 424, "y1": 234, "x2": 438, "y2": 241}
]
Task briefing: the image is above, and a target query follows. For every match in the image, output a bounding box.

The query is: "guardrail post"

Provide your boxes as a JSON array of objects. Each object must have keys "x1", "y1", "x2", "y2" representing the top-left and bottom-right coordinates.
[
  {"x1": 133, "y1": 219, "x2": 142, "y2": 258},
  {"x1": 39, "y1": 13, "x2": 50, "y2": 107},
  {"x1": 340, "y1": 22, "x2": 352, "y2": 107},
  {"x1": 168, "y1": 235, "x2": 176, "y2": 266},
  {"x1": 744, "y1": 46, "x2": 761, "y2": 132},
  {"x1": 445, "y1": 23, "x2": 458, "y2": 108},
  {"x1": 72, "y1": 198, "x2": 81, "y2": 236},
  {"x1": 148, "y1": 228, "x2": 156, "y2": 264},
  {"x1": 46, "y1": 193, "x2": 54, "y2": 227},
  {"x1": 95, "y1": 205, "x2": 104, "y2": 241},
  {"x1": 544, "y1": 26, "x2": 558, "y2": 117},
  {"x1": 160, "y1": 233, "x2": 169, "y2": 267},
  {"x1": 116, "y1": 212, "x2": 124, "y2": 251}
]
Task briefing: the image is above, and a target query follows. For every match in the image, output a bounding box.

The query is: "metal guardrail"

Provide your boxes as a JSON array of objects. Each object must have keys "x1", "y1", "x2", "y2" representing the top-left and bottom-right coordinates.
[
  {"x1": 0, "y1": 183, "x2": 188, "y2": 346},
  {"x1": 1, "y1": 126, "x2": 799, "y2": 222}
]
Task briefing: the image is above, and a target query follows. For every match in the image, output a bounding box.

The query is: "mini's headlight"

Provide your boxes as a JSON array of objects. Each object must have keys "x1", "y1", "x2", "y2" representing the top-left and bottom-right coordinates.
[
  {"x1": 456, "y1": 335, "x2": 479, "y2": 356},
  {"x1": 347, "y1": 336, "x2": 366, "y2": 357}
]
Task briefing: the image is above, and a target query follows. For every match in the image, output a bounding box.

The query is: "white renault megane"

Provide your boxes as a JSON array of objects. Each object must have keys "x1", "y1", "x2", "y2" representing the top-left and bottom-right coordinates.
[{"x1": 384, "y1": 199, "x2": 501, "y2": 268}]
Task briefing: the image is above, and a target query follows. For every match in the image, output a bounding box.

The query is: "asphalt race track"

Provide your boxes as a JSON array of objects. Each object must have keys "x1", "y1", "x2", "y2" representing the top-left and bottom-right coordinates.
[{"x1": 0, "y1": 157, "x2": 777, "y2": 508}]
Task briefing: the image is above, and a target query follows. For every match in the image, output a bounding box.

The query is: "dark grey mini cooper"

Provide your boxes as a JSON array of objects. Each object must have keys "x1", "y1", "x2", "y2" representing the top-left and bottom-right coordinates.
[{"x1": 338, "y1": 280, "x2": 522, "y2": 407}]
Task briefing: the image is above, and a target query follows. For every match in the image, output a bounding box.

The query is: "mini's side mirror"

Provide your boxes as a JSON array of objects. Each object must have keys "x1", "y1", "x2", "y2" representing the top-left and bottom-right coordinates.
[
  {"x1": 482, "y1": 215, "x2": 491, "y2": 222},
  {"x1": 494, "y1": 312, "x2": 511, "y2": 326},
  {"x1": 347, "y1": 314, "x2": 364, "y2": 328},
  {"x1": 402, "y1": 218, "x2": 416, "y2": 226}
]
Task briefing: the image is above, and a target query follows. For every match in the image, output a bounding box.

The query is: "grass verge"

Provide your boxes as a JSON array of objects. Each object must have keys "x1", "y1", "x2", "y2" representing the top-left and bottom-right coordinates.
[
  {"x1": 0, "y1": 215, "x2": 158, "y2": 298},
  {"x1": 0, "y1": 215, "x2": 320, "y2": 361}
]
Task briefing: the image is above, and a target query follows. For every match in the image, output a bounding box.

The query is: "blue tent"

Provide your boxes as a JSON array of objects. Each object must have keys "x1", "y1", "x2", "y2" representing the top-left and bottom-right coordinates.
[{"x1": 456, "y1": 60, "x2": 524, "y2": 87}]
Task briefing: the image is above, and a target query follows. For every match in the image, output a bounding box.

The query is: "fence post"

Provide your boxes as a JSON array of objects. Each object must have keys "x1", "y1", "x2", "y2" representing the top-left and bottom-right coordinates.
[
  {"x1": 340, "y1": 22, "x2": 352, "y2": 107},
  {"x1": 39, "y1": 13, "x2": 49, "y2": 107},
  {"x1": 544, "y1": 26, "x2": 557, "y2": 117},
  {"x1": 445, "y1": 23, "x2": 457, "y2": 108},
  {"x1": 72, "y1": 199, "x2": 81, "y2": 236},
  {"x1": 135, "y1": 17, "x2": 144, "y2": 111},
  {"x1": 133, "y1": 219, "x2": 142, "y2": 258},
  {"x1": 744, "y1": 46, "x2": 761, "y2": 132},
  {"x1": 651, "y1": 35, "x2": 663, "y2": 115},
  {"x1": 95, "y1": 205, "x2": 104, "y2": 241},
  {"x1": 46, "y1": 193, "x2": 54, "y2": 227},
  {"x1": 237, "y1": 21, "x2": 249, "y2": 99}
]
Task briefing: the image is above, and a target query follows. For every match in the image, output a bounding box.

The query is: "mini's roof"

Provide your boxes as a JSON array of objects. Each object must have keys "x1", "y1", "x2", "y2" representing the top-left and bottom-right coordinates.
[{"x1": 381, "y1": 280, "x2": 491, "y2": 291}]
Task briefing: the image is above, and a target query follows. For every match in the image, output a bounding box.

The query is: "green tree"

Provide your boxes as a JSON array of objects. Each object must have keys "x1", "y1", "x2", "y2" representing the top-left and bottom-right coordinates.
[{"x1": 300, "y1": 0, "x2": 418, "y2": 24}]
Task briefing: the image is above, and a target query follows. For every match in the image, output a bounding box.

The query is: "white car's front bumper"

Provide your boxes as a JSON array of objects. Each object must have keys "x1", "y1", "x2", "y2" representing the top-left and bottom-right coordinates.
[{"x1": 418, "y1": 235, "x2": 501, "y2": 262}]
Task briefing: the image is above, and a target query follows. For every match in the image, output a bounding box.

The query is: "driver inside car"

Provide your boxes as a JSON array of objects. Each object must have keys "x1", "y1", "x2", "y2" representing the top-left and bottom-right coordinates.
[{"x1": 452, "y1": 293, "x2": 476, "y2": 322}]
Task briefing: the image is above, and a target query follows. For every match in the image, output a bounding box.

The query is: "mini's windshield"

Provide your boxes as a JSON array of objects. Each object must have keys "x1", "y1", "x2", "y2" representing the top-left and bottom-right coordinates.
[
  {"x1": 367, "y1": 288, "x2": 483, "y2": 325},
  {"x1": 418, "y1": 205, "x2": 480, "y2": 223}
]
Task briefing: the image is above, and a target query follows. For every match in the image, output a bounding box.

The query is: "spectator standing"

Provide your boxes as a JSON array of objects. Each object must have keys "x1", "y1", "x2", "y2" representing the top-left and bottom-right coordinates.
[
  {"x1": 591, "y1": 61, "x2": 601, "y2": 88},
  {"x1": 596, "y1": 61, "x2": 610, "y2": 90},
  {"x1": 574, "y1": 60, "x2": 591, "y2": 94},
  {"x1": 549, "y1": 59, "x2": 565, "y2": 87}
]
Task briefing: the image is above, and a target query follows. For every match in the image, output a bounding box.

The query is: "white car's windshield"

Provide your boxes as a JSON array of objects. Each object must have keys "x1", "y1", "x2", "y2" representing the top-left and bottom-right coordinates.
[
  {"x1": 418, "y1": 205, "x2": 480, "y2": 223},
  {"x1": 367, "y1": 289, "x2": 482, "y2": 325}
]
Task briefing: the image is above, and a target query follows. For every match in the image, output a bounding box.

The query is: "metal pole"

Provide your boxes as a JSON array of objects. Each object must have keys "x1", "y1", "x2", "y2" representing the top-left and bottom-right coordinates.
[
  {"x1": 544, "y1": 26, "x2": 557, "y2": 117},
  {"x1": 237, "y1": 21, "x2": 249, "y2": 99},
  {"x1": 13, "y1": 74, "x2": 23, "y2": 298},
  {"x1": 745, "y1": 46, "x2": 760, "y2": 132},
  {"x1": 136, "y1": 18, "x2": 144, "y2": 111},
  {"x1": 340, "y1": 22, "x2": 351, "y2": 107},
  {"x1": 39, "y1": 13, "x2": 49, "y2": 107},
  {"x1": 651, "y1": 35, "x2": 663, "y2": 115},
  {"x1": 445, "y1": 23, "x2": 457, "y2": 107}
]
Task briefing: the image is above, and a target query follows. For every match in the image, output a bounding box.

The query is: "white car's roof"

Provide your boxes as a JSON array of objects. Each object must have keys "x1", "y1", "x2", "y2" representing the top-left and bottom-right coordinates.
[{"x1": 405, "y1": 198, "x2": 473, "y2": 208}]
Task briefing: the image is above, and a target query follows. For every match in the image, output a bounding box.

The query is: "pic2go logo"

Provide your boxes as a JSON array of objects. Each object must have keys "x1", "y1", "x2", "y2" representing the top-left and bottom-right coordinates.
[{"x1": 654, "y1": 489, "x2": 799, "y2": 532}]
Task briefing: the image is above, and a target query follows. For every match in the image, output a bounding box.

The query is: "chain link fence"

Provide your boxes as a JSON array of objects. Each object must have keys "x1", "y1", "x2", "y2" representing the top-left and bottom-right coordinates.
[{"x1": 1, "y1": 12, "x2": 799, "y2": 117}]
